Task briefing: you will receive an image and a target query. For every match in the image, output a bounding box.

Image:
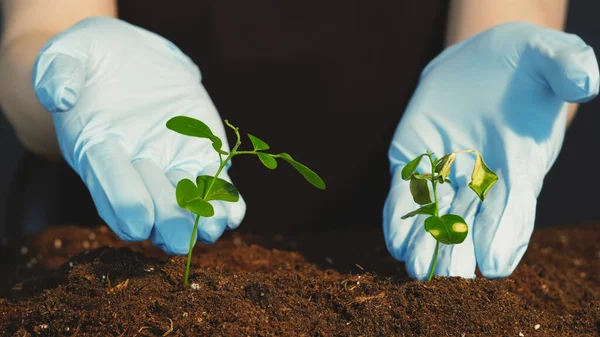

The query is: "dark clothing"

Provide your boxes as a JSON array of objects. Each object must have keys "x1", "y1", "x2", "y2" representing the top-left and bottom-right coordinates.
[{"x1": 7, "y1": 1, "x2": 449, "y2": 237}]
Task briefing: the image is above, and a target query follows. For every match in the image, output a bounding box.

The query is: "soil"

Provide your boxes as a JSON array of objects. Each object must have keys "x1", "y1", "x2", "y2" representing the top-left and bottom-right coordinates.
[{"x1": 0, "y1": 223, "x2": 598, "y2": 336}]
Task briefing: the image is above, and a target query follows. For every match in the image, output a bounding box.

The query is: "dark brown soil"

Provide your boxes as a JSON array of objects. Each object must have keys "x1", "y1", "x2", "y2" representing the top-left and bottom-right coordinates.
[{"x1": 0, "y1": 223, "x2": 598, "y2": 336}]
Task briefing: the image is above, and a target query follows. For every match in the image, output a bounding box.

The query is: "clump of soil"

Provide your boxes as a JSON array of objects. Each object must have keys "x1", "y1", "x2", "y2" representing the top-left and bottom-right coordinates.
[{"x1": 0, "y1": 223, "x2": 598, "y2": 336}]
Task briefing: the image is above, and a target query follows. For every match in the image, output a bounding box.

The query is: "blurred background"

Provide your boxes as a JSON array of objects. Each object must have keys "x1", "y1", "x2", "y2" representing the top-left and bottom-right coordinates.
[{"x1": 0, "y1": 2, "x2": 599, "y2": 238}]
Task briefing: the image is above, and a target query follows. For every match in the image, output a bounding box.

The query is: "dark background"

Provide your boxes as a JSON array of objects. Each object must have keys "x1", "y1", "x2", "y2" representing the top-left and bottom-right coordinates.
[{"x1": 0, "y1": 2, "x2": 599, "y2": 238}]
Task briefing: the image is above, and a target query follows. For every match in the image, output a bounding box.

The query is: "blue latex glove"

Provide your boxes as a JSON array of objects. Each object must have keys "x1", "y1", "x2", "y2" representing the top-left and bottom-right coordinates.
[
  {"x1": 32, "y1": 17, "x2": 246, "y2": 254},
  {"x1": 384, "y1": 22, "x2": 598, "y2": 280}
]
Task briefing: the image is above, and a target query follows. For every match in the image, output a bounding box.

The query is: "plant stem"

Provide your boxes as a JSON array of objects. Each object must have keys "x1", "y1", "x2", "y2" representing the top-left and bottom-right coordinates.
[
  {"x1": 184, "y1": 120, "x2": 280, "y2": 286},
  {"x1": 427, "y1": 241, "x2": 440, "y2": 281},
  {"x1": 184, "y1": 214, "x2": 201, "y2": 285},
  {"x1": 184, "y1": 120, "x2": 242, "y2": 286},
  {"x1": 204, "y1": 121, "x2": 242, "y2": 198},
  {"x1": 427, "y1": 154, "x2": 440, "y2": 281},
  {"x1": 427, "y1": 154, "x2": 440, "y2": 218}
]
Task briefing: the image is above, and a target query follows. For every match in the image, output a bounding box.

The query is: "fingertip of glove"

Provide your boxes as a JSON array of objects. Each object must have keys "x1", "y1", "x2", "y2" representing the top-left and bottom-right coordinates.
[
  {"x1": 35, "y1": 85, "x2": 79, "y2": 113},
  {"x1": 561, "y1": 46, "x2": 600, "y2": 103},
  {"x1": 540, "y1": 43, "x2": 599, "y2": 103},
  {"x1": 406, "y1": 265, "x2": 431, "y2": 281},
  {"x1": 197, "y1": 220, "x2": 228, "y2": 245},
  {"x1": 197, "y1": 230, "x2": 219, "y2": 245},
  {"x1": 111, "y1": 205, "x2": 155, "y2": 242},
  {"x1": 115, "y1": 222, "x2": 152, "y2": 242},
  {"x1": 477, "y1": 265, "x2": 512, "y2": 279},
  {"x1": 477, "y1": 244, "x2": 526, "y2": 279},
  {"x1": 226, "y1": 201, "x2": 246, "y2": 230},
  {"x1": 159, "y1": 242, "x2": 191, "y2": 256},
  {"x1": 33, "y1": 52, "x2": 85, "y2": 113}
]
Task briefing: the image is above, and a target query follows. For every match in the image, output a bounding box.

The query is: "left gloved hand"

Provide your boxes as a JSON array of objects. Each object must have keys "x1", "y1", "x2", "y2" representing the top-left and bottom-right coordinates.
[
  {"x1": 384, "y1": 22, "x2": 599, "y2": 280},
  {"x1": 31, "y1": 17, "x2": 246, "y2": 254}
]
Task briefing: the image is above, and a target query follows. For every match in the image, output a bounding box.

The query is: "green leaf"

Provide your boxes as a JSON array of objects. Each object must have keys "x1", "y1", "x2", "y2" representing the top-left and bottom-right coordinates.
[
  {"x1": 167, "y1": 116, "x2": 227, "y2": 155},
  {"x1": 409, "y1": 174, "x2": 432, "y2": 205},
  {"x1": 175, "y1": 178, "x2": 214, "y2": 217},
  {"x1": 196, "y1": 175, "x2": 239, "y2": 202},
  {"x1": 167, "y1": 116, "x2": 215, "y2": 139},
  {"x1": 434, "y1": 153, "x2": 456, "y2": 180},
  {"x1": 247, "y1": 134, "x2": 270, "y2": 151},
  {"x1": 278, "y1": 153, "x2": 326, "y2": 190},
  {"x1": 468, "y1": 152, "x2": 498, "y2": 201},
  {"x1": 424, "y1": 214, "x2": 468, "y2": 245},
  {"x1": 401, "y1": 154, "x2": 426, "y2": 180},
  {"x1": 401, "y1": 203, "x2": 436, "y2": 219},
  {"x1": 257, "y1": 152, "x2": 278, "y2": 169}
]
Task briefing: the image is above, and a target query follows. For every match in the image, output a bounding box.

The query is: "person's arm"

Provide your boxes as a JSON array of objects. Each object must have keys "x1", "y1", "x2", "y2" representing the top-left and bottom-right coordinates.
[
  {"x1": 0, "y1": 0, "x2": 117, "y2": 160},
  {"x1": 445, "y1": 0, "x2": 578, "y2": 126}
]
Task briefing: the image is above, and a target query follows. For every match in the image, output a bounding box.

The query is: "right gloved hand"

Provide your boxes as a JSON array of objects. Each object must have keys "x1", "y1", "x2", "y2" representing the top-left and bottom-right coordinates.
[{"x1": 32, "y1": 16, "x2": 246, "y2": 254}]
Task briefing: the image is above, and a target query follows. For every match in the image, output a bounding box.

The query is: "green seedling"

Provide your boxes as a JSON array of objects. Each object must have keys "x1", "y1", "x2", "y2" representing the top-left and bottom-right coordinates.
[
  {"x1": 166, "y1": 116, "x2": 326, "y2": 285},
  {"x1": 400, "y1": 150, "x2": 498, "y2": 281}
]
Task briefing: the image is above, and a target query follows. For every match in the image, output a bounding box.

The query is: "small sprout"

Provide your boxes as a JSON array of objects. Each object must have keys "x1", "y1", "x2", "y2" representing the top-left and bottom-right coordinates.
[
  {"x1": 167, "y1": 116, "x2": 325, "y2": 285},
  {"x1": 400, "y1": 149, "x2": 498, "y2": 281}
]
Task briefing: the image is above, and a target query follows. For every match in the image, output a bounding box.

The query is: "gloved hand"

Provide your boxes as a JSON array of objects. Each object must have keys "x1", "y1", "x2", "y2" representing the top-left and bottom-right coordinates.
[
  {"x1": 32, "y1": 17, "x2": 246, "y2": 254},
  {"x1": 384, "y1": 22, "x2": 598, "y2": 280}
]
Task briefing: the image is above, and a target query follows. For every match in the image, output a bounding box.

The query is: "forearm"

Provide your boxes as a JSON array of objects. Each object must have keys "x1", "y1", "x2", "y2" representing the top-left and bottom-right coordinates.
[
  {"x1": 0, "y1": 32, "x2": 61, "y2": 159},
  {"x1": 0, "y1": 0, "x2": 117, "y2": 159},
  {"x1": 445, "y1": 0, "x2": 578, "y2": 126}
]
